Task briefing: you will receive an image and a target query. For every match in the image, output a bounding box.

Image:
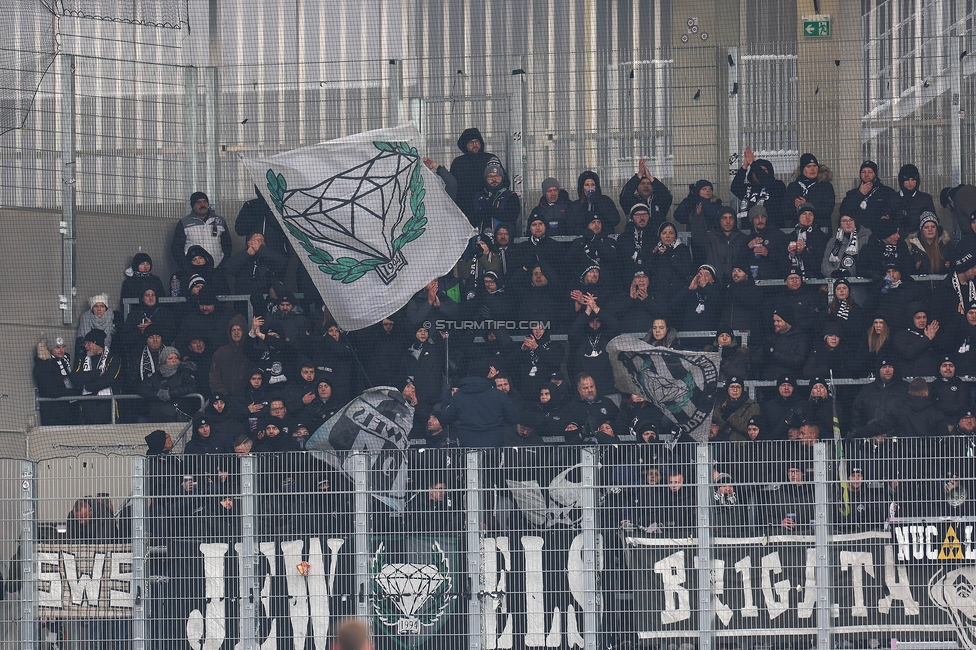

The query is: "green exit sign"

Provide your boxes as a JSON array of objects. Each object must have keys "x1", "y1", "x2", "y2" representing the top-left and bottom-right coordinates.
[{"x1": 802, "y1": 14, "x2": 831, "y2": 38}]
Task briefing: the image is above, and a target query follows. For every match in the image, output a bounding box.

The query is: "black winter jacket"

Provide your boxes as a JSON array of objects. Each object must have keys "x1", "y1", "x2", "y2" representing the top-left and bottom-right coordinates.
[
  {"x1": 450, "y1": 128, "x2": 496, "y2": 224},
  {"x1": 784, "y1": 172, "x2": 836, "y2": 230},
  {"x1": 618, "y1": 175, "x2": 673, "y2": 230},
  {"x1": 852, "y1": 378, "x2": 909, "y2": 429},
  {"x1": 892, "y1": 327, "x2": 941, "y2": 377},
  {"x1": 839, "y1": 181, "x2": 898, "y2": 234},
  {"x1": 856, "y1": 393, "x2": 949, "y2": 438},
  {"x1": 235, "y1": 190, "x2": 289, "y2": 257},
  {"x1": 568, "y1": 171, "x2": 621, "y2": 233},
  {"x1": 731, "y1": 160, "x2": 787, "y2": 228},
  {"x1": 690, "y1": 220, "x2": 748, "y2": 285},
  {"x1": 528, "y1": 190, "x2": 573, "y2": 236},
  {"x1": 761, "y1": 327, "x2": 808, "y2": 380},
  {"x1": 440, "y1": 377, "x2": 519, "y2": 447}
]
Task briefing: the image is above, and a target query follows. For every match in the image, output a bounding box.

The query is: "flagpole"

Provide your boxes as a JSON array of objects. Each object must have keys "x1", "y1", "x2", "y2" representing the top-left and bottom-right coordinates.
[{"x1": 829, "y1": 370, "x2": 851, "y2": 517}]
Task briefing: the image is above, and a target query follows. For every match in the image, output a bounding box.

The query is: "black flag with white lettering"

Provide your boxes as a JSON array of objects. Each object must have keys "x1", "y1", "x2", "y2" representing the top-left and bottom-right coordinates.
[{"x1": 305, "y1": 387, "x2": 414, "y2": 512}]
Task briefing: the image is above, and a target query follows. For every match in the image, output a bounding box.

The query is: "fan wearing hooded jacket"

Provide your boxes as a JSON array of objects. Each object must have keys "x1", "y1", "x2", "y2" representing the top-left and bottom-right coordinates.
[
  {"x1": 440, "y1": 375, "x2": 519, "y2": 448},
  {"x1": 450, "y1": 128, "x2": 496, "y2": 225},
  {"x1": 893, "y1": 164, "x2": 937, "y2": 233},
  {"x1": 568, "y1": 310, "x2": 619, "y2": 399},
  {"x1": 518, "y1": 262, "x2": 568, "y2": 330},
  {"x1": 648, "y1": 221, "x2": 694, "y2": 301},
  {"x1": 231, "y1": 369, "x2": 271, "y2": 424},
  {"x1": 170, "y1": 245, "x2": 230, "y2": 299},
  {"x1": 209, "y1": 315, "x2": 251, "y2": 396},
  {"x1": 120, "y1": 252, "x2": 166, "y2": 308},
  {"x1": 673, "y1": 180, "x2": 724, "y2": 229},
  {"x1": 568, "y1": 171, "x2": 621, "y2": 234},
  {"x1": 731, "y1": 147, "x2": 787, "y2": 228}
]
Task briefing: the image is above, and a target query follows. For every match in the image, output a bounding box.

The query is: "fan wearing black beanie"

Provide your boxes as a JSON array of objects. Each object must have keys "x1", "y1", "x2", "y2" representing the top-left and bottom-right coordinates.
[
  {"x1": 120, "y1": 252, "x2": 166, "y2": 309},
  {"x1": 171, "y1": 191, "x2": 232, "y2": 271},
  {"x1": 784, "y1": 153, "x2": 836, "y2": 231},
  {"x1": 761, "y1": 306, "x2": 809, "y2": 380},
  {"x1": 857, "y1": 216, "x2": 913, "y2": 280},
  {"x1": 673, "y1": 179, "x2": 724, "y2": 229},
  {"x1": 838, "y1": 160, "x2": 898, "y2": 234}
]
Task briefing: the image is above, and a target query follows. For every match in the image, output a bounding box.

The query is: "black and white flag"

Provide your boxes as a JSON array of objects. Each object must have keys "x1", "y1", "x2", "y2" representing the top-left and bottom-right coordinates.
[
  {"x1": 607, "y1": 335, "x2": 720, "y2": 443},
  {"x1": 305, "y1": 386, "x2": 414, "y2": 511}
]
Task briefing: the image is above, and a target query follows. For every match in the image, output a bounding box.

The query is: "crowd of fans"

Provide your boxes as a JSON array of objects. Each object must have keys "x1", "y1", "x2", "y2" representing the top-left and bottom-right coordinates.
[
  {"x1": 42, "y1": 135, "x2": 976, "y2": 642},
  {"x1": 30, "y1": 128, "x2": 976, "y2": 461}
]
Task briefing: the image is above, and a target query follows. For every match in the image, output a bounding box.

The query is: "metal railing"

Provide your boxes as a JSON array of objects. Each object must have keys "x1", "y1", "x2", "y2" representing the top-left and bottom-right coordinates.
[
  {"x1": 34, "y1": 393, "x2": 205, "y2": 425},
  {"x1": 6, "y1": 439, "x2": 976, "y2": 649},
  {"x1": 123, "y1": 293, "x2": 307, "y2": 325}
]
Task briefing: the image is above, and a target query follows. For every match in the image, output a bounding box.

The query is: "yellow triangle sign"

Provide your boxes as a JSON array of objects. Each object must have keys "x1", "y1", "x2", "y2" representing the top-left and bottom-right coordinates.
[{"x1": 938, "y1": 526, "x2": 965, "y2": 561}]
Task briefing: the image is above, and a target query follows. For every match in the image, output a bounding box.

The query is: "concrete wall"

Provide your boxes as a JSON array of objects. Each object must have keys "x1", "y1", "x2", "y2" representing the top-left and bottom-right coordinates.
[
  {"x1": 669, "y1": 1, "x2": 740, "y2": 188},
  {"x1": 0, "y1": 206, "x2": 247, "y2": 437},
  {"x1": 794, "y1": 0, "x2": 864, "y2": 228}
]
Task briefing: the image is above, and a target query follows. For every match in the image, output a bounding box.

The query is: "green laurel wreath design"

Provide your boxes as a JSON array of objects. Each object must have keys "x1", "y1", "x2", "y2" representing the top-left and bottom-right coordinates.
[
  {"x1": 265, "y1": 141, "x2": 427, "y2": 284},
  {"x1": 369, "y1": 540, "x2": 455, "y2": 637}
]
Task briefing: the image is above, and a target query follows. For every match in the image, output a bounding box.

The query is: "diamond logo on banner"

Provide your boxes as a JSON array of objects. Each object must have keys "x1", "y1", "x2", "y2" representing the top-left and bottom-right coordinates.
[
  {"x1": 244, "y1": 124, "x2": 476, "y2": 331},
  {"x1": 375, "y1": 563, "x2": 449, "y2": 618},
  {"x1": 371, "y1": 539, "x2": 455, "y2": 643}
]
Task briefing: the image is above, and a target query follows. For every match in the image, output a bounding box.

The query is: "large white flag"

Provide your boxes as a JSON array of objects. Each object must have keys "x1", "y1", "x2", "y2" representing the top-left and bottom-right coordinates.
[{"x1": 243, "y1": 124, "x2": 475, "y2": 331}]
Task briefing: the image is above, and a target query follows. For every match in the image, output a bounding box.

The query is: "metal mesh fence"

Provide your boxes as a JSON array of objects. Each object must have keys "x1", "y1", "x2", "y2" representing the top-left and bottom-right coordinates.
[
  {"x1": 4, "y1": 5, "x2": 976, "y2": 646},
  {"x1": 7, "y1": 441, "x2": 976, "y2": 649},
  {"x1": 3, "y1": 33, "x2": 976, "y2": 214}
]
